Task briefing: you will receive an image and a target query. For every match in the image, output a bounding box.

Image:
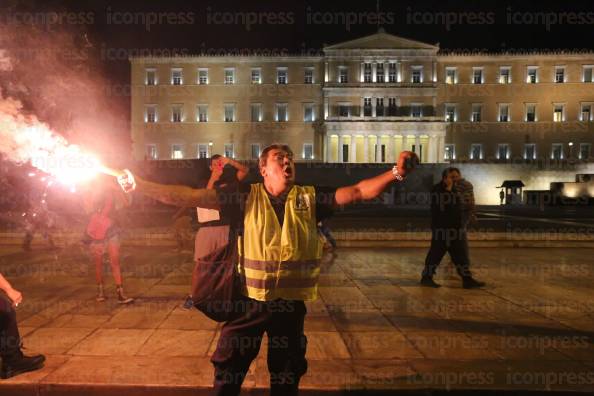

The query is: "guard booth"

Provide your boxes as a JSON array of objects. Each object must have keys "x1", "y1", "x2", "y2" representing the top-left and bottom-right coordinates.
[{"x1": 498, "y1": 180, "x2": 525, "y2": 205}]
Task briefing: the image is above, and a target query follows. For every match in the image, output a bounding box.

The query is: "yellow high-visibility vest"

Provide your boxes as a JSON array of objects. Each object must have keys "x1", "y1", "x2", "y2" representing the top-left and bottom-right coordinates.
[{"x1": 239, "y1": 183, "x2": 323, "y2": 301}]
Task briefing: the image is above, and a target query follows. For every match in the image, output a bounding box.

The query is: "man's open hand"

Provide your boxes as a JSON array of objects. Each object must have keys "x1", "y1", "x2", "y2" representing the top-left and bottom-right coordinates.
[{"x1": 396, "y1": 151, "x2": 419, "y2": 178}]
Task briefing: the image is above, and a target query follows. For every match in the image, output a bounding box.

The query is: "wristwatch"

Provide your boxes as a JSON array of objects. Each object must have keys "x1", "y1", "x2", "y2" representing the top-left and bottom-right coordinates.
[{"x1": 392, "y1": 165, "x2": 404, "y2": 181}]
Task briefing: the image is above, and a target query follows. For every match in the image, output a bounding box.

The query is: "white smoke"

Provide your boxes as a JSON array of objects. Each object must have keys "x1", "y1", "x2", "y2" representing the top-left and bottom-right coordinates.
[
  {"x1": 0, "y1": 16, "x2": 129, "y2": 169},
  {"x1": 0, "y1": 86, "x2": 100, "y2": 183}
]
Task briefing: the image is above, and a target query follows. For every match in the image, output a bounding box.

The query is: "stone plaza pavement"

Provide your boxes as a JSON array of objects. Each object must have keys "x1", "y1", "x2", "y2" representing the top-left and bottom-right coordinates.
[{"x1": 0, "y1": 244, "x2": 593, "y2": 395}]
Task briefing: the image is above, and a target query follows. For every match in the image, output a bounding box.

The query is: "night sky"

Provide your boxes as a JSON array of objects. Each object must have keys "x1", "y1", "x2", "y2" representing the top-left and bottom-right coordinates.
[{"x1": 7, "y1": 0, "x2": 594, "y2": 78}]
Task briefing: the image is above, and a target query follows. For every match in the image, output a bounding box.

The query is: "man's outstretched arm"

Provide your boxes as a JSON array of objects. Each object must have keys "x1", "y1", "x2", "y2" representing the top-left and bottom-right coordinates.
[
  {"x1": 334, "y1": 151, "x2": 417, "y2": 206},
  {"x1": 122, "y1": 173, "x2": 219, "y2": 209}
]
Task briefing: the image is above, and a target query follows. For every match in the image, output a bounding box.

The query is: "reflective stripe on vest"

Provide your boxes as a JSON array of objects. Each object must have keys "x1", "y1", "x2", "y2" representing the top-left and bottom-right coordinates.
[{"x1": 238, "y1": 183, "x2": 323, "y2": 302}]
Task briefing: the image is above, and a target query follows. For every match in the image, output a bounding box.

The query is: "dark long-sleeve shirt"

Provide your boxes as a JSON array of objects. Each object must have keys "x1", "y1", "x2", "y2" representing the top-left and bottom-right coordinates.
[{"x1": 430, "y1": 182, "x2": 463, "y2": 230}]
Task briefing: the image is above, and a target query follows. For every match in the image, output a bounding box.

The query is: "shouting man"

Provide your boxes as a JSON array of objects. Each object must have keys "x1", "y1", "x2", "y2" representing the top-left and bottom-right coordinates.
[{"x1": 116, "y1": 144, "x2": 417, "y2": 396}]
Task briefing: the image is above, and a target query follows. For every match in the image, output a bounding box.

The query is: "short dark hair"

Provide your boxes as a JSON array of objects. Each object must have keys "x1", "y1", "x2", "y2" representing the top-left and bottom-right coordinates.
[
  {"x1": 259, "y1": 144, "x2": 293, "y2": 169},
  {"x1": 441, "y1": 167, "x2": 461, "y2": 179},
  {"x1": 208, "y1": 154, "x2": 222, "y2": 167}
]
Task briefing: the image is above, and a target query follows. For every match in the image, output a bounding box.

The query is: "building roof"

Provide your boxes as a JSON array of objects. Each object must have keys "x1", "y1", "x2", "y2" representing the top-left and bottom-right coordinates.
[
  {"x1": 498, "y1": 180, "x2": 525, "y2": 188},
  {"x1": 323, "y1": 29, "x2": 439, "y2": 51},
  {"x1": 128, "y1": 29, "x2": 594, "y2": 60}
]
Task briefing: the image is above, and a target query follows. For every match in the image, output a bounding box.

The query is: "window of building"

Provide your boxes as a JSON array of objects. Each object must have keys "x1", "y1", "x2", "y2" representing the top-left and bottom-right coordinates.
[
  {"x1": 472, "y1": 68, "x2": 483, "y2": 84},
  {"x1": 471, "y1": 104, "x2": 482, "y2": 122},
  {"x1": 171, "y1": 144, "x2": 183, "y2": 159},
  {"x1": 388, "y1": 63, "x2": 397, "y2": 82},
  {"x1": 581, "y1": 104, "x2": 592, "y2": 121},
  {"x1": 412, "y1": 66, "x2": 422, "y2": 83},
  {"x1": 526, "y1": 104, "x2": 536, "y2": 122},
  {"x1": 171, "y1": 105, "x2": 182, "y2": 122},
  {"x1": 198, "y1": 144, "x2": 209, "y2": 159},
  {"x1": 363, "y1": 63, "x2": 372, "y2": 83},
  {"x1": 224, "y1": 104, "x2": 235, "y2": 122},
  {"x1": 277, "y1": 67, "x2": 288, "y2": 84},
  {"x1": 553, "y1": 104, "x2": 565, "y2": 122},
  {"x1": 376, "y1": 98, "x2": 384, "y2": 117},
  {"x1": 223, "y1": 143, "x2": 235, "y2": 158},
  {"x1": 224, "y1": 68, "x2": 235, "y2": 84},
  {"x1": 171, "y1": 68, "x2": 182, "y2": 85},
  {"x1": 145, "y1": 68, "x2": 157, "y2": 85},
  {"x1": 197, "y1": 105, "x2": 208, "y2": 122},
  {"x1": 224, "y1": 143, "x2": 234, "y2": 158},
  {"x1": 444, "y1": 144, "x2": 455, "y2": 160},
  {"x1": 146, "y1": 144, "x2": 158, "y2": 160},
  {"x1": 445, "y1": 67, "x2": 457, "y2": 84},
  {"x1": 338, "y1": 66, "x2": 348, "y2": 83},
  {"x1": 338, "y1": 103, "x2": 350, "y2": 118},
  {"x1": 583, "y1": 66, "x2": 593, "y2": 83},
  {"x1": 497, "y1": 144, "x2": 510, "y2": 160},
  {"x1": 377, "y1": 144, "x2": 386, "y2": 163},
  {"x1": 498, "y1": 104, "x2": 510, "y2": 122},
  {"x1": 303, "y1": 103, "x2": 314, "y2": 122},
  {"x1": 251, "y1": 143, "x2": 260, "y2": 159},
  {"x1": 411, "y1": 104, "x2": 422, "y2": 118},
  {"x1": 342, "y1": 143, "x2": 349, "y2": 163},
  {"x1": 470, "y1": 144, "x2": 482, "y2": 160},
  {"x1": 363, "y1": 97, "x2": 372, "y2": 116},
  {"x1": 527, "y1": 66, "x2": 538, "y2": 83},
  {"x1": 555, "y1": 66, "x2": 566, "y2": 83},
  {"x1": 276, "y1": 103, "x2": 288, "y2": 121},
  {"x1": 198, "y1": 68, "x2": 208, "y2": 84},
  {"x1": 251, "y1": 103, "x2": 262, "y2": 122},
  {"x1": 388, "y1": 97, "x2": 397, "y2": 116},
  {"x1": 251, "y1": 68, "x2": 261, "y2": 84},
  {"x1": 445, "y1": 104, "x2": 456, "y2": 122},
  {"x1": 304, "y1": 67, "x2": 314, "y2": 84},
  {"x1": 376, "y1": 63, "x2": 384, "y2": 82},
  {"x1": 303, "y1": 143, "x2": 313, "y2": 160},
  {"x1": 579, "y1": 143, "x2": 591, "y2": 159},
  {"x1": 499, "y1": 67, "x2": 511, "y2": 84},
  {"x1": 551, "y1": 143, "x2": 563, "y2": 160},
  {"x1": 145, "y1": 105, "x2": 157, "y2": 123},
  {"x1": 524, "y1": 143, "x2": 536, "y2": 160}
]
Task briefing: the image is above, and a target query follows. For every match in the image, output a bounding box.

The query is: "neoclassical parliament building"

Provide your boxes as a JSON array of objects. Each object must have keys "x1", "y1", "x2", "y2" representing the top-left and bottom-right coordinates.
[{"x1": 130, "y1": 30, "x2": 594, "y2": 164}]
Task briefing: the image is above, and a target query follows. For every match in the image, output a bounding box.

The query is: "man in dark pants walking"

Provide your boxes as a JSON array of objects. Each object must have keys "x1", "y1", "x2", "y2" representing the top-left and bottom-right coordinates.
[{"x1": 420, "y1": 167, "x2": 485, "y2": 289}]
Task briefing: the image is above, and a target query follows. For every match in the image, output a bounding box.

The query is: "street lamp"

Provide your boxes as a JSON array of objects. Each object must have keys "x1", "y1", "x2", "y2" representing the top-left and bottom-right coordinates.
[{"x1": 569, "y1": 142, "x2": 574, "y2": 159}]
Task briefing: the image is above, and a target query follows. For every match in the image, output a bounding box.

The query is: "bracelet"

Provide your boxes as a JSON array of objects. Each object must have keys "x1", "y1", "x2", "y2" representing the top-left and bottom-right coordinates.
[{"x1": 392, "y1": 166, "x2": 404, "y2": 181}]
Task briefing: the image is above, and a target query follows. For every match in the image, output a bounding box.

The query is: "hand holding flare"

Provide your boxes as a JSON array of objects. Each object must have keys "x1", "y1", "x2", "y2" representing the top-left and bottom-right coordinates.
[{"x1": 115, "y1": 169, "x2": 136, "y2": 193}]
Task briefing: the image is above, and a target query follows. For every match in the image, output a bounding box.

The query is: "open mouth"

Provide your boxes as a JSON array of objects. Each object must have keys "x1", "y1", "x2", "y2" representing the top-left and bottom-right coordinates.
[{"x1": 283, "y1": 166, "x2": 293, "y2": 178}]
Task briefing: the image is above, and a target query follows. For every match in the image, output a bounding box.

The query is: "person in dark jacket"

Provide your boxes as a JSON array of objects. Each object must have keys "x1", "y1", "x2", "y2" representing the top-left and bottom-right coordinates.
[{"x1": 420, "y1": 167, "x2": 485, "y2": 289}]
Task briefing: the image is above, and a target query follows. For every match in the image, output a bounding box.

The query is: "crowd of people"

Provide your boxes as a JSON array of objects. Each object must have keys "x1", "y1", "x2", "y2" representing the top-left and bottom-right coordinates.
[{"x1": 0, "y1": 146, "x2": 485, "y2": 391}]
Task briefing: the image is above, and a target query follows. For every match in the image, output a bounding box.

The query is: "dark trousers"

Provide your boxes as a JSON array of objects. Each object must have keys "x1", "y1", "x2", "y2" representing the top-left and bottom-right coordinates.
[
  {"x1": 211, "y1": 298, "x2": 307, "y2": 396},
  {"x1": 318, "y1": 224, "x2": 337, "y2": 248},
  {"x1": 0, "y1": 294, "x2": 21, "y2": 360},
  {"x1": 422, "y1": 228, "x2": 472, "y2": 279}
]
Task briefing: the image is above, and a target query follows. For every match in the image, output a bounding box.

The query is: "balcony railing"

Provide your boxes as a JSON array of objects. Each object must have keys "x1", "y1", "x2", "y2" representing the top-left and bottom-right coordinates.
[
  {"x1": 324, "y1": 81, "x2": 437, "y2": 89},
  {"x1": 328, "y1": 105, "x2": 436, "y2": 119}
]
